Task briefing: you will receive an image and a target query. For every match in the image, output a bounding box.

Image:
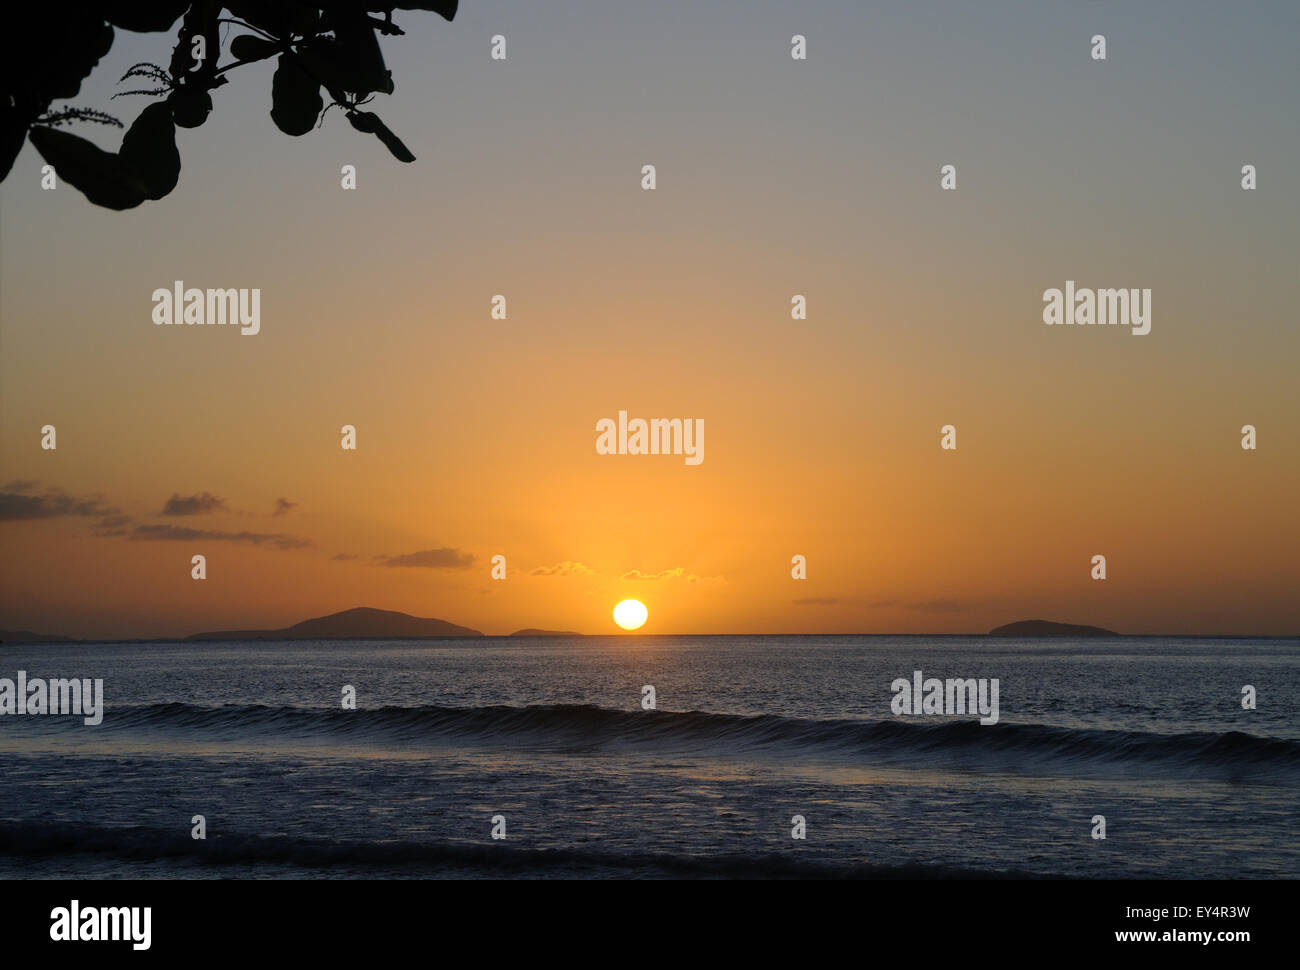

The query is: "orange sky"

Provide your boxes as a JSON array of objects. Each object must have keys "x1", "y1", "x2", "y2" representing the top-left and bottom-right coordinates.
[{"x1": 2, "y1": 4, "x2": 1297, "y2": 638}]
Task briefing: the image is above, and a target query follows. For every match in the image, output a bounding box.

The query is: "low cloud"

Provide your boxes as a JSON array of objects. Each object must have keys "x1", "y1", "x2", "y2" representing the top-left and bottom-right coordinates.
[
  {"x1": 621, "y1": 566, "x2": 725, "y2": 584},
  {"x1": 795, "y1": 597, "x2": 968, "y2": 613},
  {"x1": 161, "y1": 492, "x2": 227, "y2": 516},
  {"x1": 376, "y1": 548, "x2": 475, "y2": 569},
  {"x1": 531, "y1": 560, "x2": 596, "y2": 577},
  {"x1": 130, "y1": 524, "x2": 312, "y2": 550},
  {"x1": 0, "y1": 483, "x2": 117, "y2": 521},
  {"x1": 273, "y1": 498, "x2": 298, "y2": 517}
]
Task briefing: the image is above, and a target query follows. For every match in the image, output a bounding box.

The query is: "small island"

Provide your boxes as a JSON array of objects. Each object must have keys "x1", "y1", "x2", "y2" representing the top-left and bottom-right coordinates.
[
  {"x1": 988, "y1": 619, "x2": 1117, "y2": 637},
  {"x1": 186, "y1": 607, "x2": 484, "y2": 641}
]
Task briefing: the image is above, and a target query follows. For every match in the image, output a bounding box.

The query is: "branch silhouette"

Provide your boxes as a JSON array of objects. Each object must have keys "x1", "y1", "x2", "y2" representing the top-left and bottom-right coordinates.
[{"x1": 0, "y1": 2, "x2": 458, "y2": 209}]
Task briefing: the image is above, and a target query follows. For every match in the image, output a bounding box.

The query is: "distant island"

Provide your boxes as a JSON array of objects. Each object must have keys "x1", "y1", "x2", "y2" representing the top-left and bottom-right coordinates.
[
  {"x1": 186, "y1": 607, "x2": 484, "y2": 641},
  {"x1": 0, "y1": 629, "x2": 76, "y2": 644},
  {"x1": 988, "y1": 619, "x2": 1117, "y2": 637},
  {"x1": 507, "y1": 629, "x2": 585, "y2": 637}
]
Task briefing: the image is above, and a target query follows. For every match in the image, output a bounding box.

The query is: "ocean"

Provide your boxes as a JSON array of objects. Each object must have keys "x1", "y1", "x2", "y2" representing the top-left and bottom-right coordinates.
[{"x1": 1, "y1": 635, "x2": 1296, "y2": 879}]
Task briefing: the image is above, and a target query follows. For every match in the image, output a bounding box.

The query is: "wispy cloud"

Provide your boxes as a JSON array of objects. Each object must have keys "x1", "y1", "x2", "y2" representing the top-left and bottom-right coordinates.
[
  {"x1": 376, "y1": 548, "x2": 475, "y2": 569},
  {"x1": 794, "y1": 595, "x2": 969, "y2": 613},
  {"x1": 531, "y1": 560, "x2": 596, "y2": 577},
  {"x1": 130, "y1": 524, "x2": 313, "y2": 550},
  {"x1": 273, "y1": 497, "x2": 298, "y2": 517},
  {"x1": 161, "y1": 492, "x2": 227, "y2": 516},
  {"x1": 621, "y1": 566, "x2": 726, "y2": 584},
  {"x1": 0, "y1": 483, "x2": 118, "y2": 520}
]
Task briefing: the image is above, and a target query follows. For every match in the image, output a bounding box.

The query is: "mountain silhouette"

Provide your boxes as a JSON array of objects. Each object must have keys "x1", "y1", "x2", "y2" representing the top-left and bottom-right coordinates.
[
  {"x1": 186, "y1": 607, "x2": 482, "y2": 641},
  {"x1": 988, "y1": 619, "x2": 1117, "y2": 637}
]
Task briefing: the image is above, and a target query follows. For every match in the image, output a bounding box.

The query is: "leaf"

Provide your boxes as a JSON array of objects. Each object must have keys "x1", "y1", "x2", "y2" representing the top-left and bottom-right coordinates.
[
  {"x1": 225, "y1": 2, "x2": 320, "y2": 38},
  {"x1": 167, "y1": 87, "x2": 213, "y2": 129},
  {"x1": 104, "y1": 2, "x2": 190, "y2": 32},
  {"x1": 321, "y1": 11, "x2": 393, "y2": 97},
  {"x1": 230, "y1": 35, "x2": 280, "y2": 63},
  {"x1": 318, "y1": 3, "x2": 458, "y2": 23},
  {"x1": 120, "y1": 102, "x2": 180, "y2": 199},
  {"x1": 0, "y1": 108, "x2": 26, "y2": 182},
  {"x1": 29, "y1": 126, "x2": 147, "y2": 210},
  {"x1": 348, "y1": 111, "x2": 415, "y2": 162},
  {"x1": 270, "y1": 54, "x2": 322, "y2": 136}
]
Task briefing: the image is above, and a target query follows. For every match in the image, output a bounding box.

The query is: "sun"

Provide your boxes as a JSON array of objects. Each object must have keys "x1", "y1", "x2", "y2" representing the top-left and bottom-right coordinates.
[{"x1": 612, "y1": 599, "x2": 648, "y2": 631}]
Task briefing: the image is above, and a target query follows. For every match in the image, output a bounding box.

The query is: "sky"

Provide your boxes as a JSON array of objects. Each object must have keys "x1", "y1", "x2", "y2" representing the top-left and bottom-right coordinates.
[{"x1": 2, "y1": 1, "x2": 1298, "y2": 638}]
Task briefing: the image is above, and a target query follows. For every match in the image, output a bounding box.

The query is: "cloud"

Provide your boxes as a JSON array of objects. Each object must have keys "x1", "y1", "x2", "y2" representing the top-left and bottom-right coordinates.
[
  {"x1": 621, "y1": 567, "x2": 686, "y2": 581},
  {"x1": 129, "y1": 524, "x2": 313, "y2": 550},
  {"x1": 530, "y1": 560, "x2": 596, "y2": 577},
  {"x1": 273, "y1": 498, "x2": 298, "y2": 517},
  {"x1": 906, "y1": 598, "x2": 967, "y2": 614},
  {"x1": 331, "y1": 552, "x2": 359, "y2": 561},
  {"x1": 621, "y1": 566, "x2": 726, "y2": 584},
  {"x1": 92, "y1": 514, "x2": 134, "y2": 537},
  {"x1": 794, "y1": 597, "x2": 967, "y2": 613},
  {"x1": 376, "y1": 548, "x2": 475, "y2": 569},
  {"x1": 0, "y1": 485, "x2": 117, "y2": 521},
  {"x1": 161, "y1": 492, "x2": 227, "y2": 516}
]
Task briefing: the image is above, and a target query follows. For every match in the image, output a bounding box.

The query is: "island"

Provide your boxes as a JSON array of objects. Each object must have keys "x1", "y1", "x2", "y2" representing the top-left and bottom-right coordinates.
[
  {"x1": 988, "y1": 619, "x2": 1117, "y2": 637},
  {"x1": 186, "y1": 607, "x2": 484, "y2": 641}
]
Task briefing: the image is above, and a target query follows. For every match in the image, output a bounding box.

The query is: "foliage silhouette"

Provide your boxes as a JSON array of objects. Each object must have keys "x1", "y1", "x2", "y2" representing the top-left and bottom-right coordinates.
[{"x1": 1, "y1": 2, "x2": 457, "y2": 208}]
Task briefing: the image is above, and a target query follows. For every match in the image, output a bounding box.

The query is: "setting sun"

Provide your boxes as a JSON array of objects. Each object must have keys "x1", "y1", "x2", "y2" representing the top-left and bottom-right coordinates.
[{"x1": 612, "y1": 599, "x2": 648, "y2": 631}]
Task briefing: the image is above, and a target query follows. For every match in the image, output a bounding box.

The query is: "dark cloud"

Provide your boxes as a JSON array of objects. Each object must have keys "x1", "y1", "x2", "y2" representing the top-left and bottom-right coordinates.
[
  {"x1": 0, "y1": 486, "x2": 117, "y2": 521},
  {"x1": 793, "y1": 597, "x2": 839, "y2": 606},
  {"x1": 130, "y1": 524, "x2": 312, "y2": 550},
  {"x1": 92, "y1": 514, "x2": 134, "y2": 537},
  {"x1": 377, "y1": 548, "x2": 475, "y2": 569},
  {"x1": 907, "y1": 598, "x2": 967, "y2": 614},
  {"x1": 331, "y1": 552, "x2": 359, "y2": 561},
  {"x1": 161, "y1": 492, "x2": 227, "y2": 516},
  {"x1": 273, "y1": 497, "x2": 299, "y2": 517}
]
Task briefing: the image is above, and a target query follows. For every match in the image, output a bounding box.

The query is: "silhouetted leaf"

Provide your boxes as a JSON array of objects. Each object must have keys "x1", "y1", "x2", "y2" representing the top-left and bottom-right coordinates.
[
  {"x1": 120, "y1": 102, "x2": 179, "y2": 199},
  {"x1": 230, "y1": 35, "x2": 280, "y2": 63},
  {"x1": 318, "y1": 2, "x2": 458, "y2": 21},
  {"x1": 104, "y1": 2, "x2": 190, "y2": 32},
  {"x1": 0, "y1": 108, "x2": 26, "y2": 181},
  {"x1": 294, "y1": 41, "x2": 354, "y2": 104},
  {"x1": 348, "y1": 110, "x2": 415, "y2": 162},
  {"x1": 38, "y1": 13, "x2": 114, "y2": 101},
  {"x1": 167, "y1": 87, "x2": 213, "y2": 129},
  {"x1": 321, "y1": 11, "x2": 393, "y2": 96},
  {"x1": 270, "y1": 54, "x2": 323, "y2": 136},
  {"x1": 226, "y1": 2, "x2": 321, "y2": 38},
  {"x1": 29, "y1": 126, "x2": 147, "y2": 209}
]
